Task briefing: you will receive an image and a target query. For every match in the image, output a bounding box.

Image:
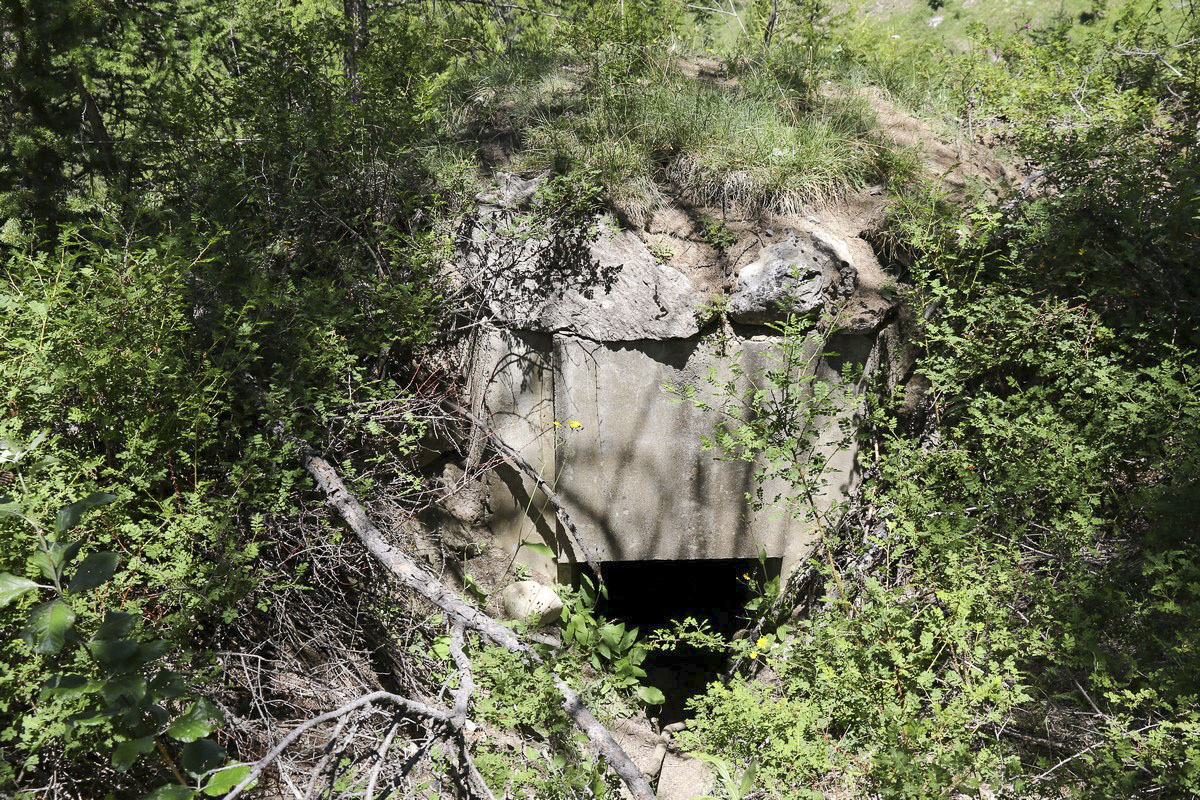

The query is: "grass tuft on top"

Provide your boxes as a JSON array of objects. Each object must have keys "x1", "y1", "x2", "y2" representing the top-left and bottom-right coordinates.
[{"x1": 458, "y1": 48, "x2": 915, "y2": 224}]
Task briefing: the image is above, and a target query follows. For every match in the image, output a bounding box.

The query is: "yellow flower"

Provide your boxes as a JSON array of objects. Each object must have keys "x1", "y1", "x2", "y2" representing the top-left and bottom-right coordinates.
[
  {"x1": 757, "y1": 636, "x2": 769, "y2": 650},
  {"x1": 742, "y1": 572, "x2": 751, "y2": 580},
  {"x1": 567, "y1": 420, "x2": 582, "y2": 430},
  {"x1": 1078, "y1": 248, "x2": 1087, "y2": 255},
  {"x1": 552, "y1": 421, "x2": 562, "y2": 428},
  {"x1": 749, "y1": 650, "x2": 759, "y2": 660}
]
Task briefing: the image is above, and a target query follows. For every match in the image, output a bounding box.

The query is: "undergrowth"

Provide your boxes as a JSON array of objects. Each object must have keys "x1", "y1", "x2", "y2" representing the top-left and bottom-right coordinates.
[{"x1": 677, "y1": 2, "x2": 1200, "y2": 796}]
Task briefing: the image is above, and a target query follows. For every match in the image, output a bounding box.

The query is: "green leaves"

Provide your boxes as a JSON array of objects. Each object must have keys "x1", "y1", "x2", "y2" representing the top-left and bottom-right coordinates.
[
  {"x1": 180, "y1": 738, "x2": 227, "y2": 775},
  {"x1": 201, "y1": 766, "x2": 252, "y2": 796},
  {"x1": 95, "y1": 611, "x2": 138, "y2": 640},
  {"x1": 463, "y1": 572, "x2": 487, "y2": 602},
  {"x1": 0, "y1": 495, "x2": 23, "y2": 519},
  {"x1": 55, "y1": 491, "x2": 117, "y2": 536},
  {"x1": 21, "y1": 600, "x2": 77, "y2": 655},
  {"x1": 68, "y1": 551, "x2": 119, "y2": 593},
  {"x1": 0, "y1": 572, "x2": 39, "y2": 607},
  {"x1": 41, "y1": 674, "x2": 95, "y2": 700},
  {"x1": 31, "y1": 540, "x2": 82, "y2": 582},
  {"x1": 89, "y1": 610, "x2": 141, "y2": 668},
  {"x1": 113, "y1": 736, "x2": 157, "y2": 771},
  {"x1": 167, "y1": 699, "x2": 223, "y2": 743},
  {"x1": 0, "y1": 432, "x2": 46, "y2": 465},
  {"x1": 521, "y1": 541, "x2": 555, "y2": 558},
  {"x1": 636, "y1": 685, "x2": 665, "y2": 705}
]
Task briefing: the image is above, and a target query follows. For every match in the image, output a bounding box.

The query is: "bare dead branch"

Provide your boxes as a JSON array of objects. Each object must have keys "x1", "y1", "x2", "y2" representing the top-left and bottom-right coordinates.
[
  {"x1": 303, "y1": 454, "x2": 655, "y2": 800},
  {"x1": 440, "y1": 399, "x2": 605, "y2": 580},
  {"x1": 222, "y1": 691, "x2": 458, "y2": 800},
  {"x1": 449, "y1": 624, "x2": 473, "y2": 721}
]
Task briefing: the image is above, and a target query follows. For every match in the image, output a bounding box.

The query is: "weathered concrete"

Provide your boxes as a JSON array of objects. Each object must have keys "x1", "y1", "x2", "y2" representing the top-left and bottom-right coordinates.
[
  {"x1": 454, "y1": 193, "x2": 902, "y2": 581},
  {"x1": 463, "y1": 174, "x2": 703, "y2": 341},
  {"x1": 552, "y1": 333, "x2": 836, "y2": 565},
  {"x1": 466, "y1": 323, "x2": 869, "y2": 575},
  {"x1": 485, "y1": 224, "x2": 704, "y2": 341},
  {"x1": 465, "y1": 327, "x2": 559, "y2": 582}
]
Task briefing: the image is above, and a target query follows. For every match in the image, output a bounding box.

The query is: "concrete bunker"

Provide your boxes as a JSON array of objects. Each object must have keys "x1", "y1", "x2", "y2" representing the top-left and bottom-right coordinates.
[
  {"x1": 472, "y1": 323, "x2": 871, "y2": 584},
  {"x1": 448, "y1": 174, "x2": 913, "y2": 679}
]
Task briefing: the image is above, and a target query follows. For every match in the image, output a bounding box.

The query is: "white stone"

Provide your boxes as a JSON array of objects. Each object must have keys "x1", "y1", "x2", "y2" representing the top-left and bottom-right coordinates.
[{"x1": 500, "y1": 581, "x2": 563, "y2": 627}]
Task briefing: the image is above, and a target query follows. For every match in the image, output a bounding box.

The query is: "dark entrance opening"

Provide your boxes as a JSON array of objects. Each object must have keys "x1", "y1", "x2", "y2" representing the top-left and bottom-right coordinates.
[{"x1": 592, "y1": 558, "x2": 782, "y2": 724}]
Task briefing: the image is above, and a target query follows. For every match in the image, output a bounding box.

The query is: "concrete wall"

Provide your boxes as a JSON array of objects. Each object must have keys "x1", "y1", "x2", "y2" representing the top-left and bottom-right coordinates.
[
  {"x1": 471, "y1": 324, "x2": 874, "y2": 577},
  {"x1": 457, "y1": 196, "x2": 897, "y2": 581},
  {"x1": 466, "y1": 328, "x2": 560, "y2": 583}
]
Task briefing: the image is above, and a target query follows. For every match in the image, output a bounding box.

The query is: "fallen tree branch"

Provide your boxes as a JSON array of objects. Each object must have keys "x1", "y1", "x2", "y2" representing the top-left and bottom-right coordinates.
[
  {"x1": 225, "y1": 626, "x2": 500, "y2": 800},
  {"x1": 1031, "y1": 723, "x2": 1159, "y2": 783},
  {"x1": 222, "y1": 691, "x2": 458, "y2": 800},
  {"x1": 304, "y1": 454, "x2": 655, "y2": 800},
  {"x1": 363, "y1": 719, "x2": 401, "y2": 800},
  {"x1": 441, "y1": 399, "x2": 605, "y2": 581},
  {"x1": 448, "y1": 623, "x2": 498, "y2": 800},
  {"x1": 449, "y1": 624, "x2": 473, "y2": 721}
]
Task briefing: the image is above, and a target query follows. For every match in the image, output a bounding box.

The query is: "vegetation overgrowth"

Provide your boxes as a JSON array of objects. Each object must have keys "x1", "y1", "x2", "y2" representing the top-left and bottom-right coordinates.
[
  {"x1": 1, "y1": 0, "x2": 1197, "y2": 797},
  {"x1": 680, "y1": 2, "x2": 1200, "y2": 796}
]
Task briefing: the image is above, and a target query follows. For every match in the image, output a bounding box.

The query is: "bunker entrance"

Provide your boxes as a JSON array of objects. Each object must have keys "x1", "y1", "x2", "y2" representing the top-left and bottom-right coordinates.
[{"x1": 588, "y1": 557, "x2": 782, "y2": 724}]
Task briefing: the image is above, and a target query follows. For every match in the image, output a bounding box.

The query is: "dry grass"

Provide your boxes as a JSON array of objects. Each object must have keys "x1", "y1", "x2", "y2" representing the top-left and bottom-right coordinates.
[{"x1": 462, "y1": 55, "x2": 913, "y2": 224}]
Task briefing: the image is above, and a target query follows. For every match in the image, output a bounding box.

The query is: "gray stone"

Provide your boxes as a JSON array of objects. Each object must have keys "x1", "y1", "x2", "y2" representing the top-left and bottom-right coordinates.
[
  {"x1": 488, "y1": 224, "x2": 702, "y2": 341},
  {"x1": 475, "y1": 171, "x2": 540, "y2": 210},
  {"x1": 655, "y1": 752, "x2": 714, "y2": 800},
  {"x1": 500, "y1": 580, "x2": 563, "y2": 627},
  {"x1": 438, "y1": 462, "x2": 489, "y2": 527},
  {"x1": 461, "y1": 174, "x2": 703, "y2": 341},
  {"x1": 418, "y1": 462, "x2": 493, "y2": 554},
  {"x1": 727, "y1": 235, "x2": 857, "y2": 325}
]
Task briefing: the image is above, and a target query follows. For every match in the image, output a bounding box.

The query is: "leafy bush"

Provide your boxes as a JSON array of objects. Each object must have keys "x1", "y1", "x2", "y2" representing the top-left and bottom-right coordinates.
[
  {"x1": 682, "y1": 5, "x2": 1200, "y2": 796},
  {"x1": 0, "y1": 451, "x2": 249, "y2": 798},
  {"x1": 0, "y1": 1, "x2": 448, "y2": 790}
]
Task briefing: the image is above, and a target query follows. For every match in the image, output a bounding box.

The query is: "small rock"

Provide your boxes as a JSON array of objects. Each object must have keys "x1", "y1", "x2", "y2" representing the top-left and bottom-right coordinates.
[
  {"x1": 500, "y1": 581, "x2": 563, "y2": 627},
  {"x1": 475, "y1": 172, "x2": 540, "y2": 209},
  {"x1": 726, "y1": 237, "x2": 834, "y2": 325}
]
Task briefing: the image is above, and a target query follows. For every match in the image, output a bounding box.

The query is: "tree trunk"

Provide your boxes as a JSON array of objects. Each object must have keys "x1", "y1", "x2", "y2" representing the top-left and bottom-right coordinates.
[
  {"x1": 343, "y1": 0, "x2": 368, "y2": 103},
  {"x1": 763, "y1": 0, "x2": 779, "y2": 45}
]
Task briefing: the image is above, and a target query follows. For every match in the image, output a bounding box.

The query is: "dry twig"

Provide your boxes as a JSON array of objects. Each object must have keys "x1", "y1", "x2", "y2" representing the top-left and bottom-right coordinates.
[{"x1": 304, "y1": 453, "x2": 655, "y2": 800}]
